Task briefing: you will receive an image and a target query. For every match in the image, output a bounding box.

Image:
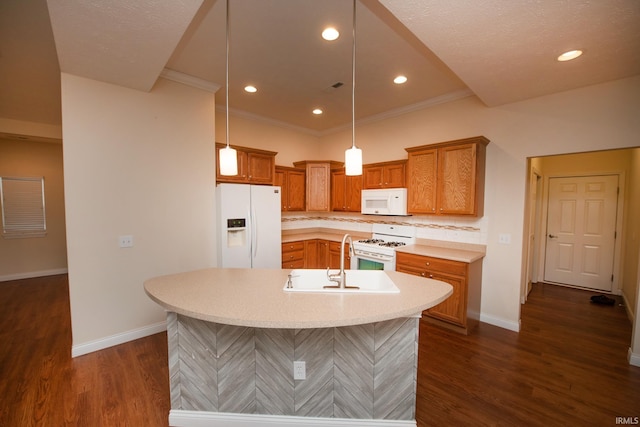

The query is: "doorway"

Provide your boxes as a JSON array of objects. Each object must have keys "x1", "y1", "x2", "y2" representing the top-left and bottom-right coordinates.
[
  {"x1": 543, "y1": 174, "x2": 619, "y2": 291},
  {"x1": 524, "y1": 149, "x2": 634, "y2": 302}
]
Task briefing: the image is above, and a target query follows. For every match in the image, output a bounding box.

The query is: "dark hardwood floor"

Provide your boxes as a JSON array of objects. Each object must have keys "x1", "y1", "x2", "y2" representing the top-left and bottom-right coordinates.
[{"x1": 1, "y1": 276, "x2": 638, "y2": 426}]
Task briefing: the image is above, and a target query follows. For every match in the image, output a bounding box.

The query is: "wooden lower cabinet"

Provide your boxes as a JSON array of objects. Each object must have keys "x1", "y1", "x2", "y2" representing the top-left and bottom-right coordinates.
[
  {"x1": 281, "y1": 241, "x2": 305, "y2": 269},
  {"x1": 395, "y1": 251, "x2": 482, "y2": 334},
  {"x1": 328, "y1": 241, "x2": 350, "y2": 270},
  {"x1": 282, "y1": 239, "x2": 350, "y2": 270}
]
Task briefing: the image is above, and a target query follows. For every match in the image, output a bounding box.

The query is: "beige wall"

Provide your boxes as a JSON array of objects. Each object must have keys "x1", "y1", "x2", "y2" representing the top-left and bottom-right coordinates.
[
  {"x1": 0, "y1": 138, "x2": 67, "y2": 279},
  {"x1": 61, "y1": 74, "x2": 217, "y2": 354},
  {"x1": 215, "y1": 110, "x2": 321, "y2": 167},
  {"x1": 623, "y1": 150, "x2": 640, "y2": 322},
  {"x1": 0, "y1": 118, "x2": 62, "y2": 141}
]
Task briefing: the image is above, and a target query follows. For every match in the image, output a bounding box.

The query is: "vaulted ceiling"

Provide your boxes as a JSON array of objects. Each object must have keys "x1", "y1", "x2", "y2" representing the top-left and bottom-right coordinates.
[{"x1": 1, "y1": 0, "x2": 639, "y2": 138}]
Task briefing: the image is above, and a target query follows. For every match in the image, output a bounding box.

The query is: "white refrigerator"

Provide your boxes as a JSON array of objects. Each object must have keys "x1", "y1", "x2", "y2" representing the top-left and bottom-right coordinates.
[{"x1": 216, "y1": 183, "x2": 282, "y2": 268}]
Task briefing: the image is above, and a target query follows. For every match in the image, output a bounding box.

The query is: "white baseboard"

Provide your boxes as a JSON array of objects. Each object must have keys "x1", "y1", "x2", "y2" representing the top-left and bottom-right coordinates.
[
  {"x1": 479, "y1": 313, "x2": 521, "y2": 332},
  {"x1": 72, "y1": 321, "x2": 167, "y2": 358},
  {"x1": 169, "y1": 410, "x2": 416, "y2": 427},
  {"x1": 621, "y1": 292, "x2": 635, "y2": 324},
  {"x1": 629, "y1": 348, "x2": 640, "y2": 367},
  {"x1": 0, "y1": 268, "x2": 68, "y2": 282}
]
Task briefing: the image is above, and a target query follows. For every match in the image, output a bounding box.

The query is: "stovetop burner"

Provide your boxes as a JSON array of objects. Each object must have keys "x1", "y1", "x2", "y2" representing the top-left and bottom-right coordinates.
[
  {"x1": 379, "y1": 241, "x2": 406, "y2": 247},
  {"x1": 357, "y1": 239, "x2": 407, "y2": 247},
  {"x1": 357, "y1": 238, "x2": 385, "y2": 244}
]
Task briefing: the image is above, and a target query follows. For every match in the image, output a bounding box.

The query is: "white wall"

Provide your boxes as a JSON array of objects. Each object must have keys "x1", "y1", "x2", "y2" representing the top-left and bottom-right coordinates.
[
  {"x1": 61, "y1": 74, "x2": 217, "y2": 356},
  {"x1": 320, "y1": 75, "x2": 640, "y2": 331}
]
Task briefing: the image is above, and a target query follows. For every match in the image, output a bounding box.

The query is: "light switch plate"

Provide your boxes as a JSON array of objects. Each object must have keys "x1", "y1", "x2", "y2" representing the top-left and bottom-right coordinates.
[{"x1": 498, "y1": 233, "x2": 511, "y2": 244}]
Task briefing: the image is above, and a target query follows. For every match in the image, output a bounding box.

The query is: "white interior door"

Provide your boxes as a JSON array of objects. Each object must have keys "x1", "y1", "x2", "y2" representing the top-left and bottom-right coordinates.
[{"x1": 544, "y1": 175, "x2": 618, "y2": 291}]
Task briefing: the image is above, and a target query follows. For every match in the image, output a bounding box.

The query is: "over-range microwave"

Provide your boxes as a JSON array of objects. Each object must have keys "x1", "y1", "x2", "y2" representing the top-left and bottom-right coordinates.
[{"x1": 361, "y1": 188, "x2": 408, "y2": 216}]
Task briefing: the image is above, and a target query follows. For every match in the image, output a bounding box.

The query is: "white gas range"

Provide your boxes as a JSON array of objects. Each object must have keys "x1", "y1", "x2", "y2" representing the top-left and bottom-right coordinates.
[{"x1": 350, "y1": 224, "x2": 416, "y2": 271}]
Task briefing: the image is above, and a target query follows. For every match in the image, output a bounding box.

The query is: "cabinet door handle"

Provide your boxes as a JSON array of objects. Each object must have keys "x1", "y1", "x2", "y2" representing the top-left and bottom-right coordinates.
[
  {"x1": 429, "y1": 274, "x2": 433, "y2": 279},
  {"x1": 421, "y1": 272, "x2": 426, "y2": 277},
  {"x1": 425, "y1": 262, "x2": 430, "y2": 266}
]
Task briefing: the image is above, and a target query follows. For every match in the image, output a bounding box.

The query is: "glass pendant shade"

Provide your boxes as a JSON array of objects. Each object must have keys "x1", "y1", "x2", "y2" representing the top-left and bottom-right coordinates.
[
  {"x1": 345, "y1": 145, "x2": 362, "y2": 176},
  {"x1": 219, "y1": 145, "x2": 238, "y2": 176}
]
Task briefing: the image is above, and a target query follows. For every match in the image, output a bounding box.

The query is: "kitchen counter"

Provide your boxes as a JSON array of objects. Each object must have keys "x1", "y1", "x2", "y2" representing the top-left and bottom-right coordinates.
[
  {"x1": 145, "y1": 268, "x2": 453, "y2": 426},
  {"x1": 144, "y1": 267, "x2": 452, "y2": 329}
]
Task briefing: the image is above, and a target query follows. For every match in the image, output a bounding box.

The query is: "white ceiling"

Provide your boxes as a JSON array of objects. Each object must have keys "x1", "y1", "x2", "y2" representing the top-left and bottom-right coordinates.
[{"x1": 1, "y1": 0, "x2": 639, "y2": 137}]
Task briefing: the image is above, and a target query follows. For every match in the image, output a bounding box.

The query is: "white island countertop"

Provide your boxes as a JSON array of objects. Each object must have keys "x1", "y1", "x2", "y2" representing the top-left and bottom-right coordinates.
[{"x1": 144, "y1": 268, "x2": 452, "y2": 329}]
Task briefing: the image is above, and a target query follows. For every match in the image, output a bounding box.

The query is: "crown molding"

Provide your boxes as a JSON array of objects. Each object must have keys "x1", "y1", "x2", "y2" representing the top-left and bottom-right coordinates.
[{"x1": 160, "y1": 69, "x2": 221, "y2": 93}]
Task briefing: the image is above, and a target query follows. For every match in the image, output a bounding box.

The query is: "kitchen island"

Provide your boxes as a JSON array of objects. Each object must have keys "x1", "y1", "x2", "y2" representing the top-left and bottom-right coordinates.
[{"x1": 145, "y1": 268, "x2": 452, "y2": 427}]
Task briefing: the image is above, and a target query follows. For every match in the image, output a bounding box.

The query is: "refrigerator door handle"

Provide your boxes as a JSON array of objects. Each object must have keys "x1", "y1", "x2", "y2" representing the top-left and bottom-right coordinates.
[{"x1": 251, "y1": 206, "x2": 258, "y2": 259}]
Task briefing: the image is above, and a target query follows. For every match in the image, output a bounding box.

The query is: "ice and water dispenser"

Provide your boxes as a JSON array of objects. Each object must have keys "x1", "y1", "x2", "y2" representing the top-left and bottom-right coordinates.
[{"x1": 226, "y1": 218, "x2": 247, "y2": 248}]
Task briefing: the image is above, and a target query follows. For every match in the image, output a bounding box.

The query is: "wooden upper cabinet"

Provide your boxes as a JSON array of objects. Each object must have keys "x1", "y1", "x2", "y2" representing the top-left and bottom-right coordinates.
[
  {"x1": 405, "y1": 136, "x2": 489, "y2": 217},
  {"x1": 438, "y1": 143, "x2": 483, "y2": 215},
  {"x1": 215, "y1": 143, "x2": 277, "y2": 185},
  {"x1": 294, "y1": 160, "x2": 343, "y2": 212},
  {"x1": 406, "y1": 148, "x2": 438, "y2": 214},
  {"x1": 363, "y1": 160, "x2": 406, "y2": 189},
  {"x1": 331, "y1": 168, "x2": 362, "y2": 212},
  {"x1": 275, "y1": 166, "x2": 305, "y2": 211}
]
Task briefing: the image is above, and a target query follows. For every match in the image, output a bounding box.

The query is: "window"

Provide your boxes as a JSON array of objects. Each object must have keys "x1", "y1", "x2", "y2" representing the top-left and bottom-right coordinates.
[{"x1": 0, "y1": 177, "x2": 47, "y2": 238}]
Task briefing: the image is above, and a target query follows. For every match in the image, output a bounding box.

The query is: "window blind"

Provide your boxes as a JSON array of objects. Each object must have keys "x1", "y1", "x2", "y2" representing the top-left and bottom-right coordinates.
[{"x1": 0, "y1": 177, "x2": 46, "y2": 238}]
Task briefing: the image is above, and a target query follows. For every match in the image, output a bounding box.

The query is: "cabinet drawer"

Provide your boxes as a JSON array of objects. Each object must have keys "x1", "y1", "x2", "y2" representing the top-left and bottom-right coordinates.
[
  {"x1": 282, "y1": 241, "x2": 305, "y2": 253},
  {"x1": 282, "y1": 259, "x2": 305, "y2": 269},
  {"x1": 396, "y1": 252, "x2": 467, "y2": 276},
  {"x1": 282, "y1": 249, "x2": 304, "y2": 262},
  {"x1": 328, "y1": 241, "x2": 342, "y2": 252}
]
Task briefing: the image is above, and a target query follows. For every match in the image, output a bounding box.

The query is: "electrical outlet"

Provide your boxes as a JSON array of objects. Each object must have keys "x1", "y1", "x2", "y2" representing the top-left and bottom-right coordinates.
[
  {"x1": 293, "y1": 361, "x2": 306, "y2": 380},
  {"x1": 119, "y1": 235, "x2": 134, "y2": 248}
]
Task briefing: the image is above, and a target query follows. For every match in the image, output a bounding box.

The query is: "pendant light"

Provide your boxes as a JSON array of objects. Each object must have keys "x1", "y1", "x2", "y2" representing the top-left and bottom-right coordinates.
[
  {"x1": 219, "y1": 0, "x2": 238, "y2": 176},
  {"x1": 345, "y1": 0, "x2": 362, "y2": 176}
]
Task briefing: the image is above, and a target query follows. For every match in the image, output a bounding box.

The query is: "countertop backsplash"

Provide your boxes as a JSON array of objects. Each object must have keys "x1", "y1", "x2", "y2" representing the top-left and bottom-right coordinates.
[{"x1": 281, "y1": 212, "x2": 488, "y2": 246}]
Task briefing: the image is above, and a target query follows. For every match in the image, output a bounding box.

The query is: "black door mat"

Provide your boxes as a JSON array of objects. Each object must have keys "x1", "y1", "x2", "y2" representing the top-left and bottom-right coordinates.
[{"x1": 590, "y1": 294, "x2": 615, "y2": 305}]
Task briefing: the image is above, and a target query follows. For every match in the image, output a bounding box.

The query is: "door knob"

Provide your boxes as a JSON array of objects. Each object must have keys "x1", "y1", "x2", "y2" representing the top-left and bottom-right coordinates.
[{"x1": 548, "y1": 234, "x2": 558, "y2": 239}]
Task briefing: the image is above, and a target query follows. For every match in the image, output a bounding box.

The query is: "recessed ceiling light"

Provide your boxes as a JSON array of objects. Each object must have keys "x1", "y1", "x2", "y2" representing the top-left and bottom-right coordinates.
[
  {"x1": 312, "y1": 108, "x2": 323, "y2": 115},
  {"x1": 557, "y1": 50, "x2": 583, "y2": 62},
  {"x1": 322, "y1": 27, "x2": 339, "y2": 41},
  {"x1": 244, "y1": 85, "x2": 257, "y2": 93},
  {"x1": 393, "y1": 75, "x2": 408, "y2": 84}
]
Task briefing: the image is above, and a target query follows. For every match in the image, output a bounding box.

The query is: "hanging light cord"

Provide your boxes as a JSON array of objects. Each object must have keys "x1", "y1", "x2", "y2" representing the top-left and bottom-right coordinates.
[
  {"x1": 351, "y1": 0, "x2": 356, "y2": 149},
  {"x1": 225, "y1": 0, "x2": 230, "y2": 149}
]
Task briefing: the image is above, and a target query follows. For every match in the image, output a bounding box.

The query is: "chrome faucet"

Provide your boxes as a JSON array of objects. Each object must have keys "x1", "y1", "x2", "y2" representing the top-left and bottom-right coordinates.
[{"x1": 325, "y1": 234, "x2": 359, "y2": 289}]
